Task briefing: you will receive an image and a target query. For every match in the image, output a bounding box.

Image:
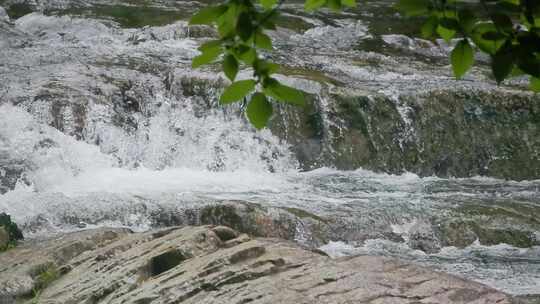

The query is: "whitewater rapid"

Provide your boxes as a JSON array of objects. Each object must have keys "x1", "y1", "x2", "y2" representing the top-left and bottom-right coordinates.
[{"x1": 0, "y1": 6, "x2": 539, "y2": 296}]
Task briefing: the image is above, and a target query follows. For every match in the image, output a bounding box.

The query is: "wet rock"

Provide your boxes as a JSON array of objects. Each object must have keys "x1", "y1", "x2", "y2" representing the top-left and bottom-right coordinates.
[
  {"x1": 407, "y1": 220, "x2": 442, "y2": 254},
  {"x1": 0, "y1": 226, "x2": 513, "y2": 303},
  {"x1": 441, "y1": 203, "x2": 540, "y2": 248}
]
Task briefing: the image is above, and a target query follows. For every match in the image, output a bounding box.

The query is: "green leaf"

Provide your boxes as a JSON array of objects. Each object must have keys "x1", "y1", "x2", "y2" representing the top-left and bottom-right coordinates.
[
  {"x1": 421, "y1": 16, "x2": 438, "y2": 38},
  {"x1": 198, "y1": 40, "x2": 222, "y2": 52},
  {"x1": 255, "y1": 31, "x2": 272, "y2": 50},
  {"x1": 439, "y1": 17, "x2": 460, "y2": 31},
  {"x1": 341, "y1": 0, "x2": 356, "y2": 7},
  {"x1": 237, "y1": 12, "x2": 254, "y2": 41},
  {"x1": 305, "y1": 0, "x2": 326, "y2": 11},
  {"x1": 247, "y1": 93, "x2": 273, "y2": 129},
  {"x1": 255, "y1": 60, "x2": 280, "y2": 75},
  {"x1": 458, "y1": 9, "x2": 476, "y2": 34},
  {"x1": 437, "y1": 24, "x2": 456, "y2": 42},
  {"x1": 482, "y1": 31, "x2": 507, "y2": 41},
  {"x1": 491, "y1": 13, "x2": 513, "y2": 33},
  {"x1": 451, "y1": 39, "x2": 474, "y2": 79},
  {"x1": 192, "y1": 45, "x2": 222, "y2": 68},
  {"x1": 260, "y1": 0, "x2": 278, "y2": 9},
  {"x1": 264, "y1": 79, "x2": 305, "y2": 106},
  {"x1": 237, "y1": 45, "x2": 257, "y2": 64},
  {"x1": 530, "y1": 77, "x2": 540, "y2": 92},
  {"x1": 223, "y1": 54, "x2": 238, "y2": 81},
  {"x1": 517, "y1": 54, "x2": 540, "y2": 78},
  {"x1": 471, "y1": 22, "x2": 505, "y2": 55},
  {"x1": 217, "y1": 4, "x2": 238, "y2": 38},
  {"x1": 189, "y1": 5, "x2": 227, "y2": 25},
  {"x1": 491, "y1": 43, "x2": 514, "y2": 84},
  {"x1": 395, "y1": 0, "x2": 430, "y2": 17},
  {"x1": 327, "y1": 0, "x2": 342, "y2": 11},
  {"x1": 220, "y1": 80, "x2": 256, "y2": 104}
]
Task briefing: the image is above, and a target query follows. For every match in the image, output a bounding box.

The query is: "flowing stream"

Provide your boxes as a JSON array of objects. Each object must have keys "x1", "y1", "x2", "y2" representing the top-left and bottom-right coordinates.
[{"x1": 0, "y1": 0, "x2": 539, "y2": 297}]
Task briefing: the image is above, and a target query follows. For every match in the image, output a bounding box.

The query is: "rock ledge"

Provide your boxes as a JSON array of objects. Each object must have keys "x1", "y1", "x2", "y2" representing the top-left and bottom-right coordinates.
[{"x1": 0, "y1": 226, "x2": 512, "y2": 303}]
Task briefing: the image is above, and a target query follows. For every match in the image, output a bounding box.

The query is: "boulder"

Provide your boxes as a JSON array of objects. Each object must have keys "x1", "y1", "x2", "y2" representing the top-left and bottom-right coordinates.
[{"x1": 0, "y1": 226, "x2": 513, "y2": 303}]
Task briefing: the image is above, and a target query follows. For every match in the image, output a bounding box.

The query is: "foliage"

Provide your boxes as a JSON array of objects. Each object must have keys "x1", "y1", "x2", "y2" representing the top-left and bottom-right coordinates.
[
  {"x1": 0, "y1": 212, "x2": 23, "y2": 250},
  {"x1": 398, "y1": 0, "x2": 540, "y2": 89},
  {"x1": 190, "y1": 0, "x2": 540, "y2": 129}
]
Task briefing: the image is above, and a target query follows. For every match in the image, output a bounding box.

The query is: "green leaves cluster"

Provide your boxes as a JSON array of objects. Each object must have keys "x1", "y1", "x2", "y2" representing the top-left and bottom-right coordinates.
[
  {"x1": 397, "y1": 0, "x2": 540, "y2": 90},
  {"x1": 189, "y1": 0, "x2": 539, "y2": 128},
  {"x1": 190, "y1": 0, "x2": 341, "y2": 129}
]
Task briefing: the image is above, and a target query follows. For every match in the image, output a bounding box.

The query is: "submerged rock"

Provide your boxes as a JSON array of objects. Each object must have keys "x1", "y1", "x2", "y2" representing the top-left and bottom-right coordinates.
[{"x1": 0, "y1": 226, "x2": 513, "y2": 303}]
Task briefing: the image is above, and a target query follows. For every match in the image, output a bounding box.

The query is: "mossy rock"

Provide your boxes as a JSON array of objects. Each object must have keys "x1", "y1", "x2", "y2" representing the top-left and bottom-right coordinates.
[
  {"x1": 473, "y1": 227, "x2": 537, "y2": 248},
  {"x1": 438, "y1": 219, "x2": 539, "y2": 249}
]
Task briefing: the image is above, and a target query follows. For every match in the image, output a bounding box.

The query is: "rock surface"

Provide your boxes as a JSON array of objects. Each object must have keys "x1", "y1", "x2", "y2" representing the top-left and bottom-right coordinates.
[{"x1": 0, "y1": 226, "x2": 514, "y2": 303}]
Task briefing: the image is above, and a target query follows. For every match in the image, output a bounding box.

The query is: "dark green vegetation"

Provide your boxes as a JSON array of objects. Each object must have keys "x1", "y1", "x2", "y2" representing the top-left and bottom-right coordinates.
[
  {"x1": 190, "y1": 0, "x2": 540, "y2": 128},
  {"x1": 0, "y1": 212, "x2": 23, "y2": 251},
  {"x1": 4, "y1": 1, "x2": 32, "y2": 19}
]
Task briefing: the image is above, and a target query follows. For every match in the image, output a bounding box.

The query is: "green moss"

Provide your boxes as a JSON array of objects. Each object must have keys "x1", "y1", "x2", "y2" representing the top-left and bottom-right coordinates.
[
  {"x1": 473, "y1": 226, "x2": 536, "y2": 248},
  {"x1": 456, "y1": 204, "x2": 540, "y2": 226}
]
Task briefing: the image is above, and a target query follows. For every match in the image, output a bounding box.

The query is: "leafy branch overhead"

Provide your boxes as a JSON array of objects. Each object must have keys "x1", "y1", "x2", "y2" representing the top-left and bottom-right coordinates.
[
  {"x1": 397, "y1": 0, "x2": 540, "y2": 90},
  {"x1": 189, "y1": 0, "x2": 358, "y2": 129},
  {"x1": 190, "y1": 0, "x2": 540, "y2": 129}
]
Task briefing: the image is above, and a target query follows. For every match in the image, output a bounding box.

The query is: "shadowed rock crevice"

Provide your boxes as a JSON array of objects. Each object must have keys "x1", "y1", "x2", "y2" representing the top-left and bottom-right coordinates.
[{"x1": 148, "y1": 249, "x2": 189, "y2": 277}]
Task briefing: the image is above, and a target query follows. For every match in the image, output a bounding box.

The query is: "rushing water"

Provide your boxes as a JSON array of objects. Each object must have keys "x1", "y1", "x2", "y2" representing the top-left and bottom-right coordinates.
[
  {"x1": 1, "y1": 103, "x2": 539, "y2": 295},
  {"x1": 0, "y1": 0, "x2": 539, "y2": 297}
]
